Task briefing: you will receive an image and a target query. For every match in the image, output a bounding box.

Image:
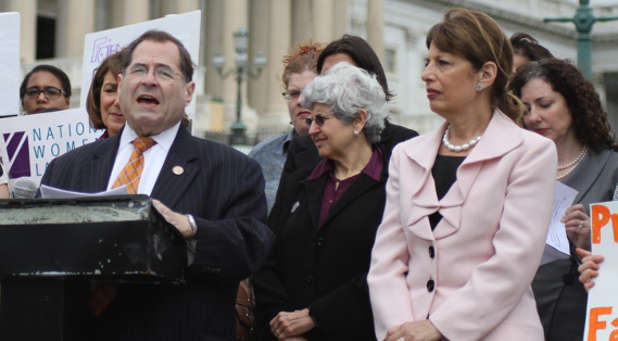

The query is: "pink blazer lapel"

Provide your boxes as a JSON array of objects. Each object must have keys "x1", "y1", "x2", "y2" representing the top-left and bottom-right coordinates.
[
  {"x1": 402, "y1": 110, "x2": 524, "y2": 240},
  {"x1": 401, "y1": 129, "x2": 442, "y2": 241}
]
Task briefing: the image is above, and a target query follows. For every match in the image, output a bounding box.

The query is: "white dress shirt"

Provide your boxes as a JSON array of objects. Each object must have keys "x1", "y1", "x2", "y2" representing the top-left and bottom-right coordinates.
[{"x1": 107, "y1": 121, "x2": 181, "y2": 194}]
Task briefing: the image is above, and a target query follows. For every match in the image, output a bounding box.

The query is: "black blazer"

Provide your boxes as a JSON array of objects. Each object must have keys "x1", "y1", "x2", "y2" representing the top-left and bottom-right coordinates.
[
  {"x1": 254, "y1": 122, "x2": 417, "y2": 340},
  {"x1": 41, "y1": 125, "x2": 274, "y2": 341}
]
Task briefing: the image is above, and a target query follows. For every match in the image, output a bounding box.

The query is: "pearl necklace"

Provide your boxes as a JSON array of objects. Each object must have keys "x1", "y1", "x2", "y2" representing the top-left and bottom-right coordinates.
[
  {"x1": 557, "y1": 146, "x2": 587, "y2": 170},
  {"x1": 442, "y1": 127, "x2": 482, "y2": 152},
  {"x1": 556, "y1": 147, "x2": 587, "y2": 180}
]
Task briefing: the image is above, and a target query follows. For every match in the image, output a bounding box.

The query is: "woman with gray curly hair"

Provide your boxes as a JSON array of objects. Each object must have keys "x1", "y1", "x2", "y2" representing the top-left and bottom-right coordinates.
[
  {"x1": 253, "y1": 61, "x2": 416, "y2": 341},
  {"x1": 301, "y1": 62, "x2": 388, "y2": 145}
]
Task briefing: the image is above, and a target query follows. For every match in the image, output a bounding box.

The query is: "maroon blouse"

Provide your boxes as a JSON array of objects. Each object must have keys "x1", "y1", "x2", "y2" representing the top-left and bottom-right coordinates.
[{"x1": 306, "y1": 148, "x2": 384, "y2": 228}]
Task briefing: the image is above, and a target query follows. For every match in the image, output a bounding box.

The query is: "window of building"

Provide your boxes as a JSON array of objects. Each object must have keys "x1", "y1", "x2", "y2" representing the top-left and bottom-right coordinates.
[
  {"x1": 384, "y1": 48, "x2": 397, "y2": 73},
  {"x1": 36, "y1": 15, "x2": 56, "y2": 59}
]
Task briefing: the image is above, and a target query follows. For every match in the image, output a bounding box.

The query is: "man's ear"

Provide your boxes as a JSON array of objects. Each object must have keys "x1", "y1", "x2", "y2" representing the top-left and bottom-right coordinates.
[
  {"x1": 117, "y1": 73, "x2": 124, "y2": 88},
  {"x1": 184, "y1": 82, "x2": 195, "y2": 106}
]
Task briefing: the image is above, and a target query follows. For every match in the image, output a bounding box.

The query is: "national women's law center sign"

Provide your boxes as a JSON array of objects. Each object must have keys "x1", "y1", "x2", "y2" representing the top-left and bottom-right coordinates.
[{"x1": 0, "y1": 109, "x2": 102, "y2": 185}]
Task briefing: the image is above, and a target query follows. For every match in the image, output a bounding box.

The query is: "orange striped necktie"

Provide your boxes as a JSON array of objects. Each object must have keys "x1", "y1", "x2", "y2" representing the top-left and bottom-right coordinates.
[{"x1": 112, "y1": 137, "x2": 156, "y2": 194}]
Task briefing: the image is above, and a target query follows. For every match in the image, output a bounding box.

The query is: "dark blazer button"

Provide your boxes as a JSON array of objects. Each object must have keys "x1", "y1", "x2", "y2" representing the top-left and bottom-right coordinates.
[
  {"x1": 428, "y1": 246, "x2": 435, "y2": 259},
  {"x1": 305, "y1": 276, "x2": 314, "y2": 285},
  {"x1": 316, "y1": 237, "x2": 324, "y2": 247},
  {"x1": 427, "y1": 279, "x2": 435, "y2": 292}
]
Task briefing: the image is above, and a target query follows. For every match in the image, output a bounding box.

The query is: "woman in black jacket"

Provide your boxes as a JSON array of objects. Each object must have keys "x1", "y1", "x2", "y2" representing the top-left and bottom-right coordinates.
[{"x1": 253, "y1": 62, "x2": 416, "y2": 341}]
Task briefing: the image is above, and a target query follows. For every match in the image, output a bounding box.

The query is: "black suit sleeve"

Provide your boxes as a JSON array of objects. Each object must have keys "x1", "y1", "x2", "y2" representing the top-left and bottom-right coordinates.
[
  {"x1": 268, "y1": 135, "x2": 319, "y2": 232},
  {"x1": 252, "y1": 245, "x2": 293, "y2": 340},
  {"x1": 267, "y1": 141, "x2": 299, "y2": 233},
  {"x1": 189, "y1": 157, "x2": 274, "y2": 282},
  {"x1": 308, "y1": 274, "x2": 375, "y2": 339}
]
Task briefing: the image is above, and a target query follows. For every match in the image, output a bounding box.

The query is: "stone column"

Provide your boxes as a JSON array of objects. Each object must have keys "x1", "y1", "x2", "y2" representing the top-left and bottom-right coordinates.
[
  {"x1": 6, "y1": 0, "x2": 36, "y2": 63},
  {"x1": 222, "y1": 0, "x2": 248, "y2": 130},
  {"x1": 56, "y1": 0, "x2": 95, "y2": 58},
  {"x1": 312, "y1": 0, "x2": 334, "y2": 43},
  {"x1": 204, "y1": 0, "x2": 225, "y2": 100},
  {"x1": 110, "y1": 0, "x2": 150, "y2": 28},
  {"x1": 292, "y1": 0, "x2": 313, "y2": 45},
  {"x1": 333, "y1": 0, "x2": 348, "y2": 39},
  {"x1": 367, "y1": 0, "x2": 384, "y2": 63},
  {"x1": 160, "y1": 0, "x2": 200, "y2": 15},
  {"x1": 259, "y1": 0, "x2": 292, "y2": 136},
  {"x1": 248, "y1": 0, "x2": 269, "y2": 118}
]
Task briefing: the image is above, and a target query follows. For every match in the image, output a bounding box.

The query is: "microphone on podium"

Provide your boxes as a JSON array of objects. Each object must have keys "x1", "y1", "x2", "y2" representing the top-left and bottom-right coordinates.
[{"x1": 12, "y1": 177, "x2": 38, "y2": 199}]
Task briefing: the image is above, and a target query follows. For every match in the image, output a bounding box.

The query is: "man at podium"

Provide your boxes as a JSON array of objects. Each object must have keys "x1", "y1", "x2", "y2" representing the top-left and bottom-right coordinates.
[{"x1": 40, "y1": 30, "x2": 274, "y2": 341}]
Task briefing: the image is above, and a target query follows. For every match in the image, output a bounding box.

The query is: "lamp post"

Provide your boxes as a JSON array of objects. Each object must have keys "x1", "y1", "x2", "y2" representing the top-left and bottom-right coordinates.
[
  {"x1": 212, "y1": 28, "x2": 267, "y2": 145},
  {"x1": 544, "y1": 0, "x2": 618, "y2": 79}
]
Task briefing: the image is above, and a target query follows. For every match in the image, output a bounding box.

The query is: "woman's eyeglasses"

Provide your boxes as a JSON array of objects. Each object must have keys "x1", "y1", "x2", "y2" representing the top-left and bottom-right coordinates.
[
  {"x1": 282, "y1": 90, "x2": 301, "y2": 101},
  {"x1": 24, "y1": 86, "x2": 65, "y2": 99},
  {"x1": 305, "y1": 114, "x2": 331, "y2": 127}
]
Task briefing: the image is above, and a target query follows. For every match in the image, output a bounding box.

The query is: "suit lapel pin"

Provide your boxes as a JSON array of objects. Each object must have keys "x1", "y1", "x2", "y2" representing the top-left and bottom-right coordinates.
[
  {"x1": 290, "y1": 201, "x2": 300, "y2": 213},
  {"x1": 172, "y1": 165, "x2": 184, "y2": 175}
]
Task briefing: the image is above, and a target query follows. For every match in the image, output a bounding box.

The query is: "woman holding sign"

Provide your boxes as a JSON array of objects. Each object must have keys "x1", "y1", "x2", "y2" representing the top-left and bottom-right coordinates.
[
  {"x1": 509, "y1": 58, "x2": 618, "y2": 340},
  {"x1": 368, "y1": 8, "x2": 556, "y2": 341},
  {"x1": 577, "y1": 249, "x2": 604, "y2": 291}
]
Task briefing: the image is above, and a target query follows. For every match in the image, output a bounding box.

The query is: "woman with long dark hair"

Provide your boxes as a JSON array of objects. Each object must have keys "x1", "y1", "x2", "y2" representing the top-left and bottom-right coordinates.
[{"x1": 510, "y1": 57, "x2": 618, "y2": 340}]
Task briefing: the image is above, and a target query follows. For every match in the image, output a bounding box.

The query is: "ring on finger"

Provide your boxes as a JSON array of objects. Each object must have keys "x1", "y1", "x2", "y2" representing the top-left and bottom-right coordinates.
[
  {"x1": 578, "y1": 221, "x2": 584, "y2": 229},
  {"x1": 397, "y1": 338, "x2": 405, "y2": 341}
]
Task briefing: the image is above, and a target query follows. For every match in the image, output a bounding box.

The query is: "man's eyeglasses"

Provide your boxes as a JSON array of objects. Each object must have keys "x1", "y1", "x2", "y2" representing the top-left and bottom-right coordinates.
[
  {"x1": 127, "y1": 64, "x2": 182, "y2": 81},
  {"x1": 24, "y1": 86, "x2": 65, "y2": 99},
  {"x1": 305, "y1": 114, "x2": 331, "y2": 127},
  {"x1": 282, "y1": 90, "x2": 301, "y2": 101}
]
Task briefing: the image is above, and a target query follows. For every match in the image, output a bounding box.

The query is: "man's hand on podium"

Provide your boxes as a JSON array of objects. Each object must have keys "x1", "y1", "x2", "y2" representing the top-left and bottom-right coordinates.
[{"x1": 153, "y1": 200, "x2": 197, "y2": 239}]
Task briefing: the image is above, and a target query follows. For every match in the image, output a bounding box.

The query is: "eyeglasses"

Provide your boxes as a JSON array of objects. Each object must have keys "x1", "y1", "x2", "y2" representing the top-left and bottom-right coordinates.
[
  {"x1": 282, "y1": 90, "x2": 301, "y2": 101},
  {"x1": 24, "y1": 86, "x2": 65, "y2": 99},
  {"x1": 126, "y1": 64, "x2": 182, "y2": 81},
  {"x1": 305, "y1": 114, "x2": 331, "y2": 127}
]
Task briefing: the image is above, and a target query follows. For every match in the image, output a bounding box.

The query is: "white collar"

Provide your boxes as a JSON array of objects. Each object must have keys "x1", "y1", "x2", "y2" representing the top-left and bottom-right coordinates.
[{"x1": 119, "y1": 121, "x2": 181, "y2": 153}]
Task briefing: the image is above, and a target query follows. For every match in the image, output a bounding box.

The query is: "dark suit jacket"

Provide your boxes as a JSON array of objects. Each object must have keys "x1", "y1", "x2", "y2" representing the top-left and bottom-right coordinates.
[
  {"x1": 254, "y1": 122, "x2": 417, "y2": 340},
  {"x1": 41, "y1": 125, "x2": 275, "y2": 341}
]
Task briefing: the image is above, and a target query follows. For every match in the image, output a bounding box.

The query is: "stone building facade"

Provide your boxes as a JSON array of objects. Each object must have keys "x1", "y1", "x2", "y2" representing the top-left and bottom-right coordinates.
[{"x1": 3, "y1": 0, "x2": 618, "y2": 142}]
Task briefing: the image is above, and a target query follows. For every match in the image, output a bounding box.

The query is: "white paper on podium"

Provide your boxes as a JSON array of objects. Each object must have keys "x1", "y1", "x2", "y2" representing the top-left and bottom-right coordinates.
[
  {"x1": 546, "y1": 181, "x2": 578, "y2": 256},
  {"x1": 40, "y1": 184, "x2": 129, "y2": 199}
]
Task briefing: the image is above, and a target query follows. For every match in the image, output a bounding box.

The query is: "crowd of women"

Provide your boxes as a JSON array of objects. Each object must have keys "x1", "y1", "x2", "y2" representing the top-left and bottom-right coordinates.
[{"x1": 0, "y1": 6, "x2": 615, "y2": 341}]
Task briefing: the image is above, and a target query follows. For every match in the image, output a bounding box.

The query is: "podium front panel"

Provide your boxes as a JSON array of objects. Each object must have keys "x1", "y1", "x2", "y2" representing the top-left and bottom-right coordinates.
[{"x1": 0, "y1": 195, "x2": 186, "y2": 282}]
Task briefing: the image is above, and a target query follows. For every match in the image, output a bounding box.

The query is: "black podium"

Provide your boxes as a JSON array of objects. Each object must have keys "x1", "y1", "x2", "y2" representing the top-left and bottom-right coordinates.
[{"x1": 0, "y1": 195, "x2": 186, "y2": 340}]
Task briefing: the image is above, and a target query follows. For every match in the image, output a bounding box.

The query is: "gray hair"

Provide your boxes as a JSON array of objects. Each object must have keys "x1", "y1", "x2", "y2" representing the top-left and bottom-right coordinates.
[{"x1": 300, "y1": 62, "x2": 388, "y2": 143}]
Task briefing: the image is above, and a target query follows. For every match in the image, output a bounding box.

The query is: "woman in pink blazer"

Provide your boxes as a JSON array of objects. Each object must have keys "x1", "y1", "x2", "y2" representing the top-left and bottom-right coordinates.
[{"x1": 367, "y1": 8, "x2": 557, "y2": 341}]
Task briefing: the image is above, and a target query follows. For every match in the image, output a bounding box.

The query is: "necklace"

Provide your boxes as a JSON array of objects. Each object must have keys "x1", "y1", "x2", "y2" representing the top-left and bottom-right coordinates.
[
  {"x1": 557, "y1": 147, "x2": 587, "y2": 170},
  {"x1": 442, "y1": 126, "x2": 482, "y2": 152},
  {"x1": 556, "y1": 147, "x2": 587, "y2": 180}
]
